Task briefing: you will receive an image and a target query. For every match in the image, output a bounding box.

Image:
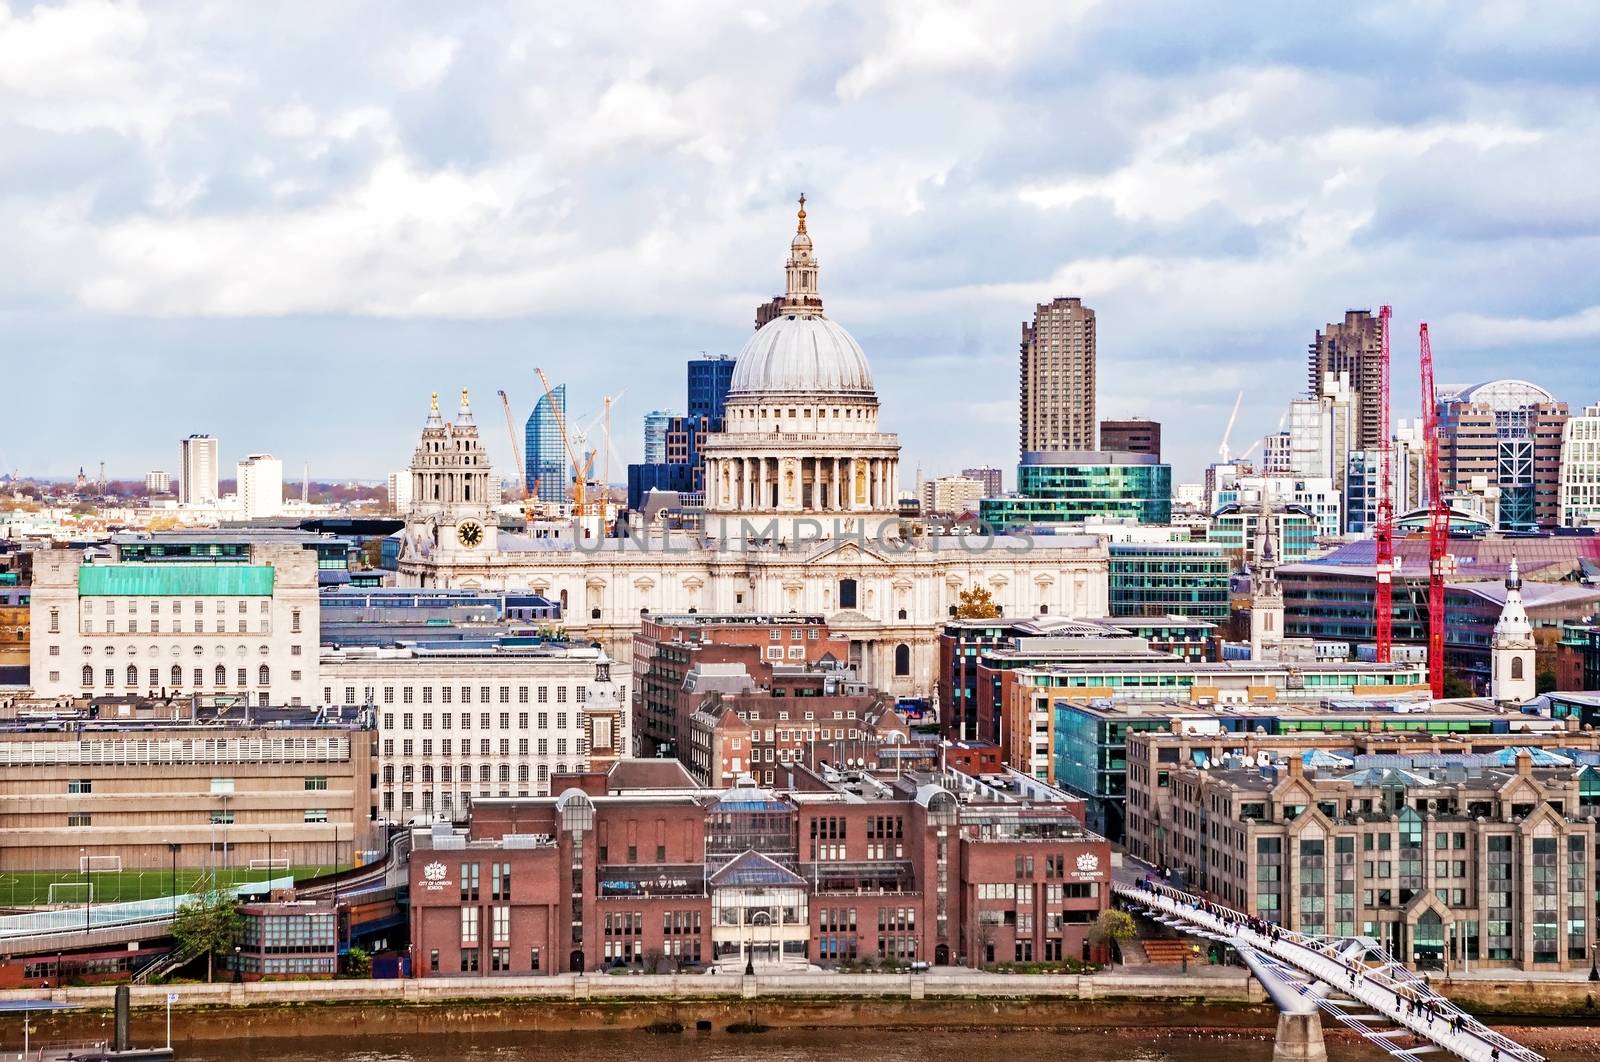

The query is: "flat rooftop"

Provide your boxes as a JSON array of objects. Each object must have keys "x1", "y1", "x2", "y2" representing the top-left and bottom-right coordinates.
[{"x1": 1055, "y1": 694, "x2": 1543, "y2": 722}]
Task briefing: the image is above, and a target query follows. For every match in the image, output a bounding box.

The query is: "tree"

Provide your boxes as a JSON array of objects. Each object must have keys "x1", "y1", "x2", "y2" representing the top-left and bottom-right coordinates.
[
  {"x1": 342, "y1": 945, "x2": 371, "y2": 978},
  {"x1": 1537, "y1": 670, "x2": 1558, "y2": 695},
  {"x1": 1088, "y1": 909, "x2": 1137, "y2": 964},
  {"x1": 955, "y1": 585, "x2": 1000, "y2": 619},
  {"x1": 170, "y1": 894, "x2": 243, "y2": 983},
  {"x1": 1441, "y1": 672, "x2": 1472, "y2": 699}
]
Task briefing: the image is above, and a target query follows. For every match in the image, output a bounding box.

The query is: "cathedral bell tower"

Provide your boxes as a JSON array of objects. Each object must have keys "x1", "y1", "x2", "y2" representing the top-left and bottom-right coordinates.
[{"x1": 407, "y1": 389, "x2": 496, "y2": 564}]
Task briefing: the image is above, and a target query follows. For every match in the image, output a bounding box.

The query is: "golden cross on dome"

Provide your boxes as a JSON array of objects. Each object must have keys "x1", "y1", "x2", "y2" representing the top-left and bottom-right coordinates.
[
  {"x1": 430, "y1": 391, "x2": 439, "y2": 412},
  {"x1": 797, "y1": 193, "x2": 807, "y2": 234},
  {"x1": 461, "y1": 387, "x2": 470, "y2": 405}
]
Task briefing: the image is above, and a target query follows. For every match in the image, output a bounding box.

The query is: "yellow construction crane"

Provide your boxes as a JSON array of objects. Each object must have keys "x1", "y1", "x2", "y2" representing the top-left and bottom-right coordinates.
[{"x1": 534, "y1": 367, "x2": 588, "y2": 517}]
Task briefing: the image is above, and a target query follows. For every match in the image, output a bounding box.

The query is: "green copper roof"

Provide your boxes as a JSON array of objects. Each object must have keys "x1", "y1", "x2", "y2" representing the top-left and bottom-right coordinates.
[{"x1": 78, "y1": 564, "x2": 276, "y2": 597}]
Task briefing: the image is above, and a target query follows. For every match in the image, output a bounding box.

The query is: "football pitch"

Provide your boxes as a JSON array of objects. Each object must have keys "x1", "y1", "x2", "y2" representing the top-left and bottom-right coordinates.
[{"x1": 0, "y1": 865, "x2": 341, "y2": 906}]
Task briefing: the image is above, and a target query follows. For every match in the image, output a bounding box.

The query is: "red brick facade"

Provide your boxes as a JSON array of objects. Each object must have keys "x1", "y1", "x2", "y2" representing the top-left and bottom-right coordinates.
[{"x1": 408, "y1": 771, "x2": 1110, "y2": 975}]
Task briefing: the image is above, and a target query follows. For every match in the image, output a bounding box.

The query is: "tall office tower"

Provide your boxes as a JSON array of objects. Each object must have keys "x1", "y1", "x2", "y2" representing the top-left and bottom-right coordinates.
[
  {"x1": 236, "y1": 454, "x2": 285, "y2": 519},
  {"x1": 1099, "y1": 418, "x2": 1161, "y2": 461},
  {"x1": 144, "y1": 471, "x2": 170, "y2": 494},
  {"x1": 1307, "y1": 310, "x2": 1385, "y2": 450},
  {"x1": 961, "y1": 466, "x2": 1003, "y2": 497},
  {"x1": 178, "y1": 434, "x2": 219, "y2": 504},
  {"x1": 387, "y1": 471, "x2": 413, "y2": 515},
  {"x1": 1438, "y1": 380, "x2": 1568, "y2": 531},
  {"x1": 524, "y1": 384, "x2": 567, "y2": 503},
  {"x1": 1559, "y1": 403, "x2": 1600, "y2": 527},
  {"x1": 642, "y1": 410, "x2": 674, "y2": 465},
  {"x1": 1285, "y1": 372, "x2": 1358, "y2": 528},
  {"x1": 1019, "y1": 296, "x2": 1096, "y2": 454},
  {"x1": 687, "y1": 354, "x2": 735, "y2": 421}
]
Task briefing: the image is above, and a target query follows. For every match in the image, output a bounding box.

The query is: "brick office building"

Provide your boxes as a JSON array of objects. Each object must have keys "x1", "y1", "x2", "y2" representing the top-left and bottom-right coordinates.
[
  {"x1": 633, "y1": 614, "x2": 839, "y2": 756},
  {"x1": 407, "y1": 761, "x2": 1110, "y2": 975}
]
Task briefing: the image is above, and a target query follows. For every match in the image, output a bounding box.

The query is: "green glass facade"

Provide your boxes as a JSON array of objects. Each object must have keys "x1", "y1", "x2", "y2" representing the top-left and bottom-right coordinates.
[
  {"x1": 78, "y1": 564, "x2": 276, "y2": 597},
  {"x1": 1109, "y1": 543, "x2": 1230, "y2": 620},
  {"x1": 980, "y1": 456, "x2": 1171, "y2": 530}
]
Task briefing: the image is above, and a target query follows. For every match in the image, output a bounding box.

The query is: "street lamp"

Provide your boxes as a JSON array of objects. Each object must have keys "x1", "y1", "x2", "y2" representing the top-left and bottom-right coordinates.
[
  {"x1": 233, "y1": 945, "x2": 242, "y2": 984},
  {"x1": 167, "y1": 842, "x2": 180, "y2": 905},
  {"x1": 1589, "y1": 940, "x2": 1598, "y2": 982}
]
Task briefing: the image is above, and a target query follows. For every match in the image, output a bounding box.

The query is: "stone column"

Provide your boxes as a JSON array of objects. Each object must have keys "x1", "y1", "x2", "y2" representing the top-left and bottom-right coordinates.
[{"x1": 1272, "y1": 1012, "x2": 1326, "y2": 1062}]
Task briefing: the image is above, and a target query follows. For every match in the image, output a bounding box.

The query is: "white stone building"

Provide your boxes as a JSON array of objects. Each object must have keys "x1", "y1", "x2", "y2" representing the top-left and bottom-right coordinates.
[
  {"x1": 394, "y1": 205, "x2": 1109, "y2": 696},
  {"x1": 320, "y1": 643, "x2": 626, "y2": 821},
  {"x1": 179, "y1": 434, "x2": 219, "y2": 505},
  {"x1": 236, "y1": 453, "x2": 284, "y2": 519},
  {"x1": 28, "y1": 543, "x2": 320, "y2": 706},
  {"x1": 1559, "y1": 403, "x2": 1600, "y2": 528}
]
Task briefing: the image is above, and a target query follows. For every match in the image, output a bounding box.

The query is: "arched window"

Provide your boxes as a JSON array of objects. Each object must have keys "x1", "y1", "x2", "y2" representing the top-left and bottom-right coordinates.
[
  {"x1": 590, "y1": 607, "x2": 602, "y2": 619},
  {"x1": 897, "y1": 608, "x2": 907, "y2": 620},
  {"x1": 1511, "y1": 657, "x2": 1524, "y2": 680},
  {"x1": 82, "y1": 664, "x2": 94, "y2": 686},
  {"x1": 440, "y1": 764, "x2": 453, "y2": 784},
  {"x1": 517, "y1": 764, "x2": 530, "y2": 783},
  {"x1": 258, "y1": 664, "x2": 270, "y2": 686},
  {"x1": 839, "y1": 579, "x2": 858, "y2": 609},
  {"x1": 214, "y1": 664, "x2": 226, "y2": 686},
  {"x1": 478, "y1": 765, "x2": 491, "y2": 783},
  {"x1": 948, "y1": 605, "x2": 958, "y2": 617},
  {"x1": 498, "y1": 764, "x2": 510, "y2": 783},
  {"x1": 382, "y1": 764, "x2": 394, "y2": 785},
  {"x1": 171, "y1": 664, "x2": 182, "y2": 686},
  {"x1": 894, "y1": 643, "x2": 911, "y2": 677},
  {"x1": 421, "y1": 765, "x2": 434, "y2": 783},
  {"x1": 125, "y1": 664, "x2": 138, "y2": 685}
]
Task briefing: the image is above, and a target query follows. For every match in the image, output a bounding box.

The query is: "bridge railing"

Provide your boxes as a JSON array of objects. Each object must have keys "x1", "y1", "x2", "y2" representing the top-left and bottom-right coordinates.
[{"x1": 1117, "y1": 878, "x2": 1543, "y2": 1062}]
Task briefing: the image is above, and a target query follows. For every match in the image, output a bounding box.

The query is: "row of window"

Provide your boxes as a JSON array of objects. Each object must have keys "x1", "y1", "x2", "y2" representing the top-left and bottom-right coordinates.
[
  {"x1": 384, "y1": 711, "x2": 576, "y2": 731},
  {"x1": 67, "y1": 809, "x2": 327, "y2": 827},
  {"x1": 382, "y1": 738, "x2": 584, "y2": 759},
  {"x1": 79, "y1": 664, "x2": 279, "y2": 686}
]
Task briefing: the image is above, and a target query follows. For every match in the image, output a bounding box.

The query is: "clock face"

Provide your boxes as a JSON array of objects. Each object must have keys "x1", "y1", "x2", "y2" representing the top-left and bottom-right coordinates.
[{"x1": 456, "y1": 519, "x2": 484, "y2": 548}]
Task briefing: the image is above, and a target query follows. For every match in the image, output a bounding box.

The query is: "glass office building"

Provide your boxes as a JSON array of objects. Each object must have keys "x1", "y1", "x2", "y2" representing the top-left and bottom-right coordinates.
[
  {"x1": 1108, "y1": 543, "x2": 1231, "y2": 620},
  {"x1": 525, "y1": 384, "x2": 567, "y2": 503},
  {"x1": 980, "y1": 451, "x2": 1171, "y2": 530}
]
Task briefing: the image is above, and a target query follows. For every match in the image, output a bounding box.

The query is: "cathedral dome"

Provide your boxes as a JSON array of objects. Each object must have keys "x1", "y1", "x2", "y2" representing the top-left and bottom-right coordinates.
[
  {"x1": 729, "y1": 313, "x2": 874, "y2": 397},
  {"x1": 728, "y1": 194, "x2": 875, "y2": 400}
]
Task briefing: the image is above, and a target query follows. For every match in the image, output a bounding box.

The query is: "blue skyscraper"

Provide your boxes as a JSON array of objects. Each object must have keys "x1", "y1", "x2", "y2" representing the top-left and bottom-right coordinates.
[
  {"x1": 687, "y1": 354, "x2": 735, "y2": 421},
  {"x1": 642, "y1": 409, "x2": 674, "y2": 465},
  {"x1": 525, "y1": 384, "x2": 567, "y2": 503}
]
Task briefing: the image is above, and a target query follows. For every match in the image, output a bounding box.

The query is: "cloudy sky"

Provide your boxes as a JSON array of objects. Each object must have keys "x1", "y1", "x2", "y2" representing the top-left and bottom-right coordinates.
[{"x1": 3, "y1": 1, "x2": 1598, "y2": 487}]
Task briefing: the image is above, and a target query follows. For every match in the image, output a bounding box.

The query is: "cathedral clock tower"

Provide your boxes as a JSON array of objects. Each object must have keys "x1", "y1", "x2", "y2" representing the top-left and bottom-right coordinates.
[{"x1": 405, "y1": 390, "x2": 497, "y2": 571}]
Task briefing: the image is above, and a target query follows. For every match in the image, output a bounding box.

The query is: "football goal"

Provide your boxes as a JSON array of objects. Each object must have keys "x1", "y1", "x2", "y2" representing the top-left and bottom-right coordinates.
[
  {"x1": 80, "y1": 854, "x2": 123, "y2": 874},
  {"x1": 47, "y1": 881, "x2": 92, "y2": 905},
  {"x1": 247, "y1": 858, "x2": 291, "y2": 872}
]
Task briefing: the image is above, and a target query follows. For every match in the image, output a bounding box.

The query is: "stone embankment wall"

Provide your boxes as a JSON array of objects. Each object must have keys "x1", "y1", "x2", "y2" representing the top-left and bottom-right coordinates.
[{"x1": 5, "y1": 970, "x2": 1593, "y2": 1045}]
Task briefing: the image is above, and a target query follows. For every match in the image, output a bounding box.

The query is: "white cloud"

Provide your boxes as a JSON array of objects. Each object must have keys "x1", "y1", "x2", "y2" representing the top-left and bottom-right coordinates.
[{"x1": 1, "y1": 0, "x2": 1597, "y2": 479}]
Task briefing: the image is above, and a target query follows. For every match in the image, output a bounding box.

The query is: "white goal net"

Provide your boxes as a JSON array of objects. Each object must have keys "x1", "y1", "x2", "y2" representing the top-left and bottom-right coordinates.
[
  {"x1": 47, "y1": 881, "x2": 92, "y2": 904},
  {"x1": 80, "y1": 854, "x2": 123, "y2": 873}
]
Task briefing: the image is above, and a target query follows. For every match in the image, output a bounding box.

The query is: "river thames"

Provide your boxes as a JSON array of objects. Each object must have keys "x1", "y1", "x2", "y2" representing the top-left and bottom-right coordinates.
[{"x1": 174, "y1": 1026, "x2": 1597, "y2": 1062}]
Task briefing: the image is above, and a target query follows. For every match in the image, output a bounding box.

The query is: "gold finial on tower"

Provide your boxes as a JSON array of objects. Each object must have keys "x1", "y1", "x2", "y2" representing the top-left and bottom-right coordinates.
[
  {"x1": 796, "y1": 193, "x2": 807, "y2": 234},
  {"x1": 430, "y1": 391, "x2": 439, "y2": 412},
  {"x1": 460, "y1": 387, "x2": 470, "y2": 406}
]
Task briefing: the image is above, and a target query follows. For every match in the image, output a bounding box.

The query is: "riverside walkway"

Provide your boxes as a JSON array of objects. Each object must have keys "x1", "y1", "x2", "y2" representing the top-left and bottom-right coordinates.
[{"x1": 1115, "y1": 875, "x2": 1543, "y2": 1062}]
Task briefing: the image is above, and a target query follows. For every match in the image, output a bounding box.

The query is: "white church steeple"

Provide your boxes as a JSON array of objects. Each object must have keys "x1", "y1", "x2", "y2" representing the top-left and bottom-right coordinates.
[{"x1": 1491, "y1": 557, "x2": 1536, "y2": 702}]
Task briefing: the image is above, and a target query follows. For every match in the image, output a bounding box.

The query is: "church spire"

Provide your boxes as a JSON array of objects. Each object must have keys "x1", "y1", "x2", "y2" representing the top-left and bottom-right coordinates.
[{"x1": 781, "y1": 193, "x2": 823, "y2": 316}]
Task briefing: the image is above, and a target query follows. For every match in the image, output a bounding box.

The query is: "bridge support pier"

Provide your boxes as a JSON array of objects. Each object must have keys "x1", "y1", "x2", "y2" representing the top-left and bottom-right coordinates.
[{"x1": 1273, "y1": 1010, "x2": 1326, "y2": 1062}]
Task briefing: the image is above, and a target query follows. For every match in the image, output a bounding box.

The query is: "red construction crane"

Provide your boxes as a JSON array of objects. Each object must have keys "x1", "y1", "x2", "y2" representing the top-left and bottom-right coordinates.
[
  {"x1": 1373, "y1": 305, "x2": 1394, "y2": 664},
  {"x1": 1419, "y1": 323, "x2": 1449, "y2": 697}
]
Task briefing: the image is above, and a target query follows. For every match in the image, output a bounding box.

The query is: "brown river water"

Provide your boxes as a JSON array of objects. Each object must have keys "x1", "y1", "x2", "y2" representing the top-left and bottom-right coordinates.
[{"x1": 174, "y1": 1026, "x2": 1600, "y2": 1061}]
